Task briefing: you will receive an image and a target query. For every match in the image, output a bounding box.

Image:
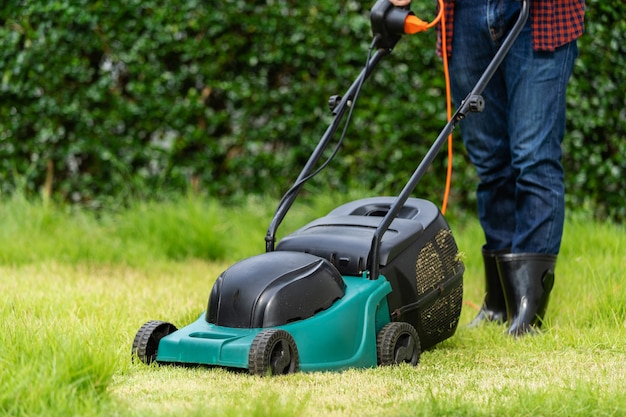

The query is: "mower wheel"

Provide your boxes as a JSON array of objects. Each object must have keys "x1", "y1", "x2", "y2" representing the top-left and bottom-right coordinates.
[
  {"x1": 132, "y1": 320, "x2": 178, "y2": 365},
  {"x1": 376, "y1": 322, "x2": 421, "y2": 366},
  {"x1": 248, "y1": 329, "x2": 299, "y2": 376}
]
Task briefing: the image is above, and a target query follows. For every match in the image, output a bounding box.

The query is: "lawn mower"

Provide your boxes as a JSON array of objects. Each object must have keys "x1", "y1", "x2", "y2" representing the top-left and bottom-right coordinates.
[{"x1": 132, "y1": 0, "x2": 530, "y2": 375}]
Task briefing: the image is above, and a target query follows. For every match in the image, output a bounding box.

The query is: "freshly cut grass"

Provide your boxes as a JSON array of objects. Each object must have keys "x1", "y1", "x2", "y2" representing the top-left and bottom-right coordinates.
[
  {"x1": 0, "y1": 261, "x2": 230, "y2": 417},
  {"x1": 1, "y1": 195, "x2": 625, "y2": 416}
]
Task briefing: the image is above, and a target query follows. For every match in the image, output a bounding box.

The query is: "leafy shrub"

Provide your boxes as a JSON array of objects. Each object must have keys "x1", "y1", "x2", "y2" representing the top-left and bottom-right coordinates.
[
  {"x1": 0, "y1": 0, "x2": 623, "y2": 220},
  {"x1": 564, "y1": 0, "x2": 626, "y2": 220}
]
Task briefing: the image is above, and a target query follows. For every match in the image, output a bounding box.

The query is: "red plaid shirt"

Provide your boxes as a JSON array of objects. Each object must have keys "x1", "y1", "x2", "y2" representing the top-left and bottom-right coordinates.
[{"x1": 437, "y1": 0, "x2": 585, "y2": 56}]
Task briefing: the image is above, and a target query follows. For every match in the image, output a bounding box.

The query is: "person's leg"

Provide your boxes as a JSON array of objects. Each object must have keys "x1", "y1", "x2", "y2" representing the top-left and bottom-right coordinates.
[
  {"x1": 497, "y1": 15, "x2": 578, "y2": 335},
  {"x1": 450, "y1": 0, "x2": 519, "y2": 252},
  {"x1": 504, "y1": 33, "x2": 579, "y2": 255},
  {"x1": 450, "y1": 0, "x2": 578, "y2": 333},
  {"x1": 449, "y1": 0, "x2": 516, "y2": 325}
]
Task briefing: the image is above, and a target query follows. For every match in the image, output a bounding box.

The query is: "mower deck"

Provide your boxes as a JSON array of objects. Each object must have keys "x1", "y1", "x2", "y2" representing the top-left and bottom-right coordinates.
[{"x1": 153, "y1": 275, "x2": 392, "y2": 372}]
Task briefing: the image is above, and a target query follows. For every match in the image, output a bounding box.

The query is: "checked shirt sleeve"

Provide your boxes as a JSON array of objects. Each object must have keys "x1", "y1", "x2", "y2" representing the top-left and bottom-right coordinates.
[{"x1": 532, "y1": 0, "x2": 586, "y2": 52}]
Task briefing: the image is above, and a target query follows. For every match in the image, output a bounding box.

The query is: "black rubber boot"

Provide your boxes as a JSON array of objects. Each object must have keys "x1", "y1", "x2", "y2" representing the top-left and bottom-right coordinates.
[
  {"x1": 496, "y1": 253, "x2": 557, "y2": 336},
  {"x1": 467, "y1": 248, "x2": 510, "y2": 327}
]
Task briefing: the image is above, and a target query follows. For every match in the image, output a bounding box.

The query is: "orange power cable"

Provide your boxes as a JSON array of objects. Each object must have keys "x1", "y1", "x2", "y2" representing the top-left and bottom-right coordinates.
[{"x1": 440, "y1": 2, "x2": 453, "y2": 216}]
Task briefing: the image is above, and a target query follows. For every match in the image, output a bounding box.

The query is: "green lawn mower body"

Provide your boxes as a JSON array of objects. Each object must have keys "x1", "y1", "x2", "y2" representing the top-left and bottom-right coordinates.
[
  {"x1": 151, "y1": 257, "x2": 392, "y2": 373},
  {"x1": 133, "y1": 197, "x2": 464, "y2": 374}
]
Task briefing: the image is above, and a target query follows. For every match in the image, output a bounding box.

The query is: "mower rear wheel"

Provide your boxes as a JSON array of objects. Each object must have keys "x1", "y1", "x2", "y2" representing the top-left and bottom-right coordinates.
[
  {"x1": 376, "y1": 322, "x2": 421, "y2": 366},
  {"x1": 248, "y1": 329, "x2": 299, "y2": 376},
  {"x1": 132, "y1": 320, "x2": 178, "y2": 365}
]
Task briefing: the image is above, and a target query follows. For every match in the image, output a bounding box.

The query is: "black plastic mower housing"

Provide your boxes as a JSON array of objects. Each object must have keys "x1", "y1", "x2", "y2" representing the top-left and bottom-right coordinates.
[
  {"x1": 206, "y1": 251, "x2": 345, "y2": 328},
  {"x1": 276, "y1": 197, "x2": 464, "y2": 350}
]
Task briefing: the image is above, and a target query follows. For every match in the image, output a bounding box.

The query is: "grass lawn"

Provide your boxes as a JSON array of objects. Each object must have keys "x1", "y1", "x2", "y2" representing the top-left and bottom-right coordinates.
[{"x1": 1, "y1": 196, "x2": 625, "y2": 416}]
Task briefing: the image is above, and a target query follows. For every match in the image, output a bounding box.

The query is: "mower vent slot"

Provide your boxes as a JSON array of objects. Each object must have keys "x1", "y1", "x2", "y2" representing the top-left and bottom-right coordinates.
[
  {"x1": 414, "y1": 229, "x2": 463, "y2": 339},
  {"x1": 346, "y1": 204, "x2": 419, "y2": 220},
  {"x1": 422, "y1": 285, "x2": 463, "y2": 338}
]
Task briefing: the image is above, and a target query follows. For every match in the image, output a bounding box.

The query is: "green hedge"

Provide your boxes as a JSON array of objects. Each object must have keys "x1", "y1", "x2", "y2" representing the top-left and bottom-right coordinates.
[
  {"x1": 1, "y1": 0, "x2": 624, "y2": 219},
  {"x1": 564, "y1": 1, "x2": 626, "y2": 220}
]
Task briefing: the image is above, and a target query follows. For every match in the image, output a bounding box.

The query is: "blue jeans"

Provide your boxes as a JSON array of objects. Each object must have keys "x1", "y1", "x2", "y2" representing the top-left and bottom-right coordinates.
[{"x1": 449, "y1": 0, "x2": 578, "y2": 255}]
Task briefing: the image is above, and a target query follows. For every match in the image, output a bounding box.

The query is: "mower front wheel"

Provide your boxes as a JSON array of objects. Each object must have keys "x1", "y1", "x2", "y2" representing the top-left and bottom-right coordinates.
[
  {"x1": 248, "y1": 329, "x2": 299, "y2": 376},
  {"x1": 132, "y1": 320, "x2": 178, "y2": 365},
  {"x1": 377, "y1": 322, "x2": 421, "y2": 366}
]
